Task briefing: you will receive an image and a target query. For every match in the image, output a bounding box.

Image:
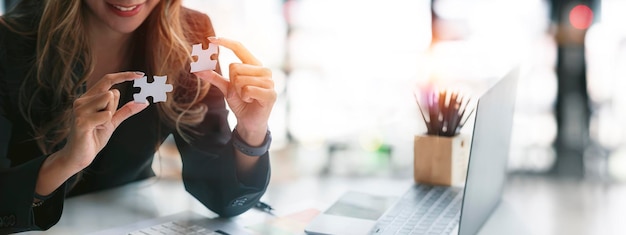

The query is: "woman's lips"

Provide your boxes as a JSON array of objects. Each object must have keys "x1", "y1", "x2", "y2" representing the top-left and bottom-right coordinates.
[{"x1": 107, "y1": 3, "x2": 144, "y2": 17}]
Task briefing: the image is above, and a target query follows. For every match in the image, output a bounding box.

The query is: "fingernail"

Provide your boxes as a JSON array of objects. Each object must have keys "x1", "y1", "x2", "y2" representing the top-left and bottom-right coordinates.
[
  {"x1": 208, "y1": 36, "x2": 218, "y2": 42},
  {"x1": 134, "y1": 71, "x2": 145, "y2": 76}
]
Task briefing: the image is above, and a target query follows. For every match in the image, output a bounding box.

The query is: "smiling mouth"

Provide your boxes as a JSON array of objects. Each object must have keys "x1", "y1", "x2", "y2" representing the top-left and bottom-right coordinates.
[
  {"x1": 107, "y1": 2, "x2": 145, "y2": 17},
  {"x1": 112, "y1": 5, "x2": 139, "y2": 12}
]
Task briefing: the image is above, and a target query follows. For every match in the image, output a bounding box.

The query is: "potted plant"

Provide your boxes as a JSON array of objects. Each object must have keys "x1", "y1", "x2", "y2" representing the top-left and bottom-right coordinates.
[{"x1": 413, "y1": 87, "x2": 474, "y2": 186}]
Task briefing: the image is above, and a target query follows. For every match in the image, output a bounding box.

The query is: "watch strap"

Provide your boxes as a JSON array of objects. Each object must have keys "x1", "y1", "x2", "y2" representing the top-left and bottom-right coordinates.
[{"x1": 232, "y1": 129, "x2": 272, "y2": 156}]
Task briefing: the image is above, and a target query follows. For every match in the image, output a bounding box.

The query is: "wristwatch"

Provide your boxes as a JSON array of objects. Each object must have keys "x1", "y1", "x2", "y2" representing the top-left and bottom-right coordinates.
[{"x1": 232, "y1": 128, "x2": 272, "y2": 156}]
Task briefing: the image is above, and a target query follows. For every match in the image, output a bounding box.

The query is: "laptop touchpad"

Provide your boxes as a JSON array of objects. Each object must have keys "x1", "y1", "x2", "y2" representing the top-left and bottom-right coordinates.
[{"x1": 305, "y1": 191, "x2": 396, "y2": 234}]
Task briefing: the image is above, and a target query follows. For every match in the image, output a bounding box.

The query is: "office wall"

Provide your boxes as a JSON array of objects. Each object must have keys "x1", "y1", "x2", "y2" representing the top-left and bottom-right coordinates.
[
  {"x1": 280, "y1": 0, "x2": 558, "y2": 175},
  {"x1": 180, "y1": 0, "x2": 560, "y2": 176},
  {"x1": 424, "y1": 0, "x2": 557, "y2": 174},
  {"x1": 586, "y1": 0, "x2": 626, "y2": 181}
]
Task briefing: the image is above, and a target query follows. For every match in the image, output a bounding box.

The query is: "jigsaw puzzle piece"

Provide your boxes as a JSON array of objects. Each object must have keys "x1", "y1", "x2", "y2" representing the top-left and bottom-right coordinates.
[
  {"x1": 190, "y1": 41, "x2": 219, "y2": 73},
  {"x1": 133, "y1": 75, "x2": 173, "y2": 104}
]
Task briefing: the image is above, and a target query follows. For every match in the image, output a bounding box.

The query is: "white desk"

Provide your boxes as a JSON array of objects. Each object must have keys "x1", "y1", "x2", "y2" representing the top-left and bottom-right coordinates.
[{"x1": 19, "y1": 175, "x2": 530, "y2": 235}]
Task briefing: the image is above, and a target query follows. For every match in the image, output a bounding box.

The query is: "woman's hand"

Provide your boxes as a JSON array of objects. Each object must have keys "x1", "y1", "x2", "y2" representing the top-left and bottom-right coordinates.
[
  {"x1": 60, "y1": 72, "x2": 149, "y2": 171},
  {"x1": 194, "y1": 37, "x2": 276, "y2": 146}
]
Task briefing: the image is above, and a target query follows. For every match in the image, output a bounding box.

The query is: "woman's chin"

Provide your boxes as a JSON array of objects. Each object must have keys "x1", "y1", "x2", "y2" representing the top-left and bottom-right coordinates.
[{"x1": 107, "y1": 21, "x2": 144, "y2": 34}]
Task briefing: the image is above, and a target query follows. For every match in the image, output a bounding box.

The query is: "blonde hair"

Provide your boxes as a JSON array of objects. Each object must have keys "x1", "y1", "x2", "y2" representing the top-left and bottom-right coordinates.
[{"x1": 1, "y1": 0, "x2": 210, "y2": 154}]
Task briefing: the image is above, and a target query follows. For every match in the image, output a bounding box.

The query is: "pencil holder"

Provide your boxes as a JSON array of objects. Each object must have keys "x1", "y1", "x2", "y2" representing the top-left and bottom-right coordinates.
[
  {"x1": 413, "y1": 86, "x2": 474, "y2": 186},
  {"x1": 413, "y1": 134, "x2": 469, "y2": 186}
]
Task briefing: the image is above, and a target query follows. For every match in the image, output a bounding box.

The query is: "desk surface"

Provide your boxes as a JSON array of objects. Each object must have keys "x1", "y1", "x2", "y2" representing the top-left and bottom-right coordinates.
[{"x1": 19, "y1": 175, "x2": 536, "y2": 235}]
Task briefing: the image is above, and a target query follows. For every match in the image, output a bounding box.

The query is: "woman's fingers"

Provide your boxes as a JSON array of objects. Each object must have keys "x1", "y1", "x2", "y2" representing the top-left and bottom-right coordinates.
[
  {"x1": 239, "y1": 86, "x2": 277, "y2": 106},
  {"x1": 196, "y1": 69, "x2": 275, "y2": 105},
  {"x1": 229, "y1": 63, "x2": 273, "y2": 98},
  {"x1": 74, "y1": 87, "x2": 143, "y2": 131},
  {"x1": 90, "y1": 111, "x2": 114, "y2": 130},
  {"x1": 110, "y1": 89, "x2": 121, "y2": 112},
  {"x1": 64, "y1": 72, "x2": 149, "y2": 170},
  {"x1": 74, "y1": 91, "x2": 115, "y2": 114},
  {"x1": 229, "y1": 63, "x2": 271, "y2": 77},
  {"x1": 193, "y1": 70, "x2": 229, "y2": 96},
  {"x1": 198, "y1": 37, "x2": 275, "y2": 105},
  {"x1": 73, "y1": 90, "x2": 118, "y2": 131},
  {"x1": 111, "y1": 101, "x2": 149, "y2": 128},
  {"x1": 84, "y1": 71, "x2": 144, "y2": 96},
  {"x1": 232, "y1": 75, "x2": 273, "y2": 97},
  {"x1": 208, "y1": 37, "x2": 262, "y2": 66},
  {"x1": 74, "y1": 109, "x2": 112, "y2": 131},
  {"x1": 97, "y1": 89, "x2": 121, "y2": 129},
  {"x1": 195, "y1": 65, "x2": 273, "y2": 100}
]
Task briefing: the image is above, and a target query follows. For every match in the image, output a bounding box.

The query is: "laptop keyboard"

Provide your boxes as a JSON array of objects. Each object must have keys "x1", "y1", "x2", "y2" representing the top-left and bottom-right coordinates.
[
  {"x1": 128, "y1": 221, "x2": 229, "y2": 235},
  {"x1": 372, "y1": 185, "x2": 463, "y2": 235}
]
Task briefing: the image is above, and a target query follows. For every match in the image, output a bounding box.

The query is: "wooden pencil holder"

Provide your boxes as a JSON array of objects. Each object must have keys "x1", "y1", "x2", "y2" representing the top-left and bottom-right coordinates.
[{"x1": 413, "y1": 134, "x2": 470, "y2": 186}]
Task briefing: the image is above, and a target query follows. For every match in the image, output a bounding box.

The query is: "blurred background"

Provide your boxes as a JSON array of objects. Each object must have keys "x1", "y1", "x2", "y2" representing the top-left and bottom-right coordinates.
[{"x1": 3, "y1": 0, "x2": 626, "y2": 234}]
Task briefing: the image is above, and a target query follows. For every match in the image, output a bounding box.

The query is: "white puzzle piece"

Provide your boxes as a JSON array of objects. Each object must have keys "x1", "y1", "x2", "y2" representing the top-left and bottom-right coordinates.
[
  {"x1": 133, "y1": 75, "x2": 173, "y2": 103},
  {"x1": 190, "y1": 42, "x2": 218, "y2": 73}
]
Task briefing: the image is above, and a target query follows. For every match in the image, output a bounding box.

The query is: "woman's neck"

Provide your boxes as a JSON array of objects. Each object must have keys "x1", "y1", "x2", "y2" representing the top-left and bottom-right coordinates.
[{"x1": 86, "y1": 21, "x2": 135, "y2": 88}]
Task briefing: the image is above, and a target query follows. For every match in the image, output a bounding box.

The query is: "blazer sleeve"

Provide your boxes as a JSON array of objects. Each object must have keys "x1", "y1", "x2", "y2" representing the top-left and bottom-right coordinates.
[
  {"x1": 173, "y1": 10, "x2": 271, "y2": 217},
  {"x1": 173, "y1": 84, "x2": 271, "y2": 218},
  {"x1": 0, "y1": 39, "x2": 67, "y2": 233},
  {"x1": 0, "y1": 148, "x2": 67, "y2": 233}
]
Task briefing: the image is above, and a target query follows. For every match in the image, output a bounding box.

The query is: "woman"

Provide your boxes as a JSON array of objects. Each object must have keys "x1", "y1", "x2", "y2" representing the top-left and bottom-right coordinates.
[{"x1": 0, "y1": 0, "x2": 276, "y2": 233}]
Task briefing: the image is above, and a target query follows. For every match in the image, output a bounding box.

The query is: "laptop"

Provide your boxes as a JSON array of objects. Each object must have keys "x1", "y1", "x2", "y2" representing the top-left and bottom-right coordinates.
[{"x1": 304, "y1": 67, "x2": 519, "y2": 235}]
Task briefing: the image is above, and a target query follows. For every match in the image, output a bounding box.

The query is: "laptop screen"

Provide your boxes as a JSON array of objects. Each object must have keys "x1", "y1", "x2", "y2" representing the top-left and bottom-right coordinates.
[{"x1": 458, "y1": 68, "x2": 519, "y2": 235}]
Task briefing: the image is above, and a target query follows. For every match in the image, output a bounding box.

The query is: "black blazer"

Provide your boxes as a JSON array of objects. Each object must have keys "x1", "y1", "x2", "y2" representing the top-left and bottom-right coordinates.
[{"x1": 0, "y1": 7, "x2": 270, "y2": 233}]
